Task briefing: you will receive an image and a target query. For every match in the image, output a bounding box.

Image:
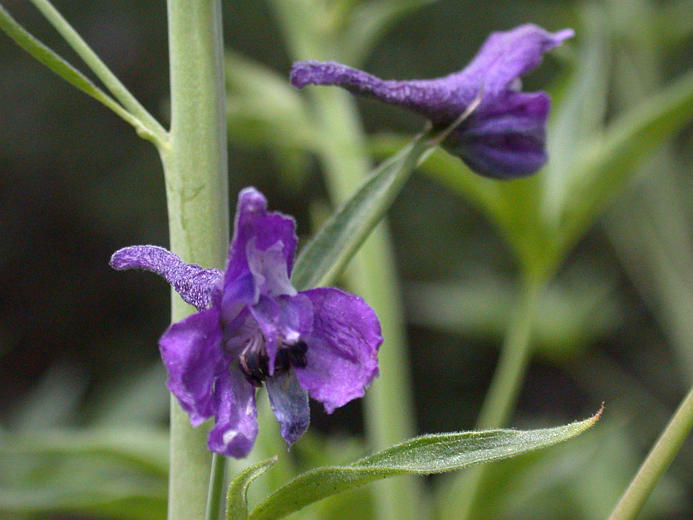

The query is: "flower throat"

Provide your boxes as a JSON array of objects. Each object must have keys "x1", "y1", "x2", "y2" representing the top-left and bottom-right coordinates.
[{"x1": 239, "y1": 335, "x2": 308, "y2": 386}]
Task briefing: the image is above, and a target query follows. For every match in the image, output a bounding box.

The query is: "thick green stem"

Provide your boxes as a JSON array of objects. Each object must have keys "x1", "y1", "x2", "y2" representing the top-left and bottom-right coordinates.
[
  {"x1": 165, "y1": 1, "x2": 228, "y2": 519},
  {"x1": 607, "y1": 386, "x2": 693, "y2": 520},
  {"x1": 441, "y1": 278, "x2": 542, "y2": 520},
  {"x1": 311, "y1": 87, "x2": 421, "y2": 520}
]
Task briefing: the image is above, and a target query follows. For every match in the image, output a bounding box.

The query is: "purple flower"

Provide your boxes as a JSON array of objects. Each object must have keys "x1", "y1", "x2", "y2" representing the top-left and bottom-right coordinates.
[
  {"x1": 110, "y1": 188, "x2": 381, "y2": 458},
  {"x1": 290, "y1": 24, "x2": 573, "y2": 179}
]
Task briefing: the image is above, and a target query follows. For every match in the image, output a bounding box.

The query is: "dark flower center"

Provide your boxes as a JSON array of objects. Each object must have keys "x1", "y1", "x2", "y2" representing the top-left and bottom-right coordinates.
[{"x1": 239, "y1": 334, "x2": 308, "y2": 387}]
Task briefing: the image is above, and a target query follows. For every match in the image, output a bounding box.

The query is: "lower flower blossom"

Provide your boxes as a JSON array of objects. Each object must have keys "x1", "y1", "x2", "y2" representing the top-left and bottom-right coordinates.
[
  {"x1": 290, "y1": 24, "x2": 573, "y2": 179},
  {"x1": 110, "y1": 187, "x2": 382, "y2": 458}
]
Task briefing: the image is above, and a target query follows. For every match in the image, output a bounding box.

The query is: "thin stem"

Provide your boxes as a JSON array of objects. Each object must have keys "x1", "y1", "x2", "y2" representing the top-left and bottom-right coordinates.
[
  {"x1": 270, "y1": 4, "x2": 422, "y2": 518},
  {"x1": 205, "y1": 454, "x2": 227, "y2": 520},
  {"x1": 476, "y1": 279, "x2": 542, "y2": 429},
  {"x1": 165, "y1": 1, "x2": 228, "y2": 519},
  {"x1": 442, "y1": 277, "x2": 542, "y2": 520},
  {"x1": 608, "y1": 386, "x2": 693, "y2": 520},
  {"x1": 28, "y1": 0, "x2": 168, "y2": 146},
  {"x1": 311, "y1": 86, "x2": 422, "y2": 520}
]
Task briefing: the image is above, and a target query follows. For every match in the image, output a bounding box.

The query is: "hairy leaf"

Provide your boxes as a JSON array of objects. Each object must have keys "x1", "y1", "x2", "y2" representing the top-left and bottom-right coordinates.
[
  {"x1": 226, "y1": 457, "x2": 277, "y2": 520},
  {"x1": 249, "y1": 410, "x2": 601, "y2": 519}
]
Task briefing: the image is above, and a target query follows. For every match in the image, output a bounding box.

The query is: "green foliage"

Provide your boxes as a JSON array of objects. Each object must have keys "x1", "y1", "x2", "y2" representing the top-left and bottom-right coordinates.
[
  {"x1": 291, "y1": 134, "x2": 431, "y2": 290},
  {"x1": 0, "y1": 4, "x2": 128, "y2": 122},
  {"x1": 249, "y1": 412, "x2": 600, "y2": 520},
  {"x1": 226, "y1": 457, "x2": 278, "y2": 520}
]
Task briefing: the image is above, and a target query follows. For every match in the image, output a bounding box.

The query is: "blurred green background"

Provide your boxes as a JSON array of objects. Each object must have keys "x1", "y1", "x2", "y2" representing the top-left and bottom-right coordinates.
[{"x1": 0, "y1": 0, "x2": 692, "y2": 519}]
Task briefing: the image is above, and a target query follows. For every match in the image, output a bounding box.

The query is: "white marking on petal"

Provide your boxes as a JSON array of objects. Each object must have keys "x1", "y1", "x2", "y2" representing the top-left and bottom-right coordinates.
[
  {"x1": 222, "y1": 430, "x2": 239, "y2": 447},
  {"x1": 246, "y1": 238, "x2": 297, "y2": 297},
  {"x1": 285, "y1": 330, "x2": 300, "y2": 344}
]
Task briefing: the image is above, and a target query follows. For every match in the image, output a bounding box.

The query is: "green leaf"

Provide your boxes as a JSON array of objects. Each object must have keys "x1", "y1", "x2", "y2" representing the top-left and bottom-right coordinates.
[
  {"x1": 405, "y1": 268, "x2": 623, "y2": 360},
  {"x1": 0, "y1": 3, "x2": 144, "y2": 133},
  {"x1": 225, "y1": 51, "x2": 316, "y2": 152},
  {"x1": 248, "y1": 411, "x2": 602, "y2": 520},
  {"x1": 0, "y1": 428, "x2": 169, "y2": 477},
  {"x1": 544, "y1": 5, "x2": 611, "y2": 223},
  {"x1": 291, "y1": 133, "x2": 432, "y2": 290},
  {"x1": 226, "y1": 457, "x2": 277, "y2": 520},
  {"x1": 561, "y1": 68, "x2": 693, "y2": 249}
]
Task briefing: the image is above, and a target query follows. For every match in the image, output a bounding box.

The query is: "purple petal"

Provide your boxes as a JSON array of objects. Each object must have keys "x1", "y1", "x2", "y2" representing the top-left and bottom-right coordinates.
[
  {"x1": 208, "y1": 367, "x2": 259, "y2": 458},
  {"x1": 246, "y1": 238, "x2": 296, "y2": 298},
  {"x1": 459, "y1": 25, "x2": 574, "y2": 98},
  {"x1": 294, "y1": 288, "x2": 381, "y2": 414},
  {"x1": 265, "y1": 369, "x2": 310, "y2": 446},
  {"x1": 452, "y1": 91, "x2": 550, "y2": 178},
  {"x1": 110, "y1": 245, "x2": 223, "y2": 311},
  {"x1": 159, "y1": 308, "x2": 224, "y2": 426},
  {"x1": 222, "y1": 188, "x2": 298, "y2": 319},
  {"x1": 248, "y1": 293, "x2": 313, "y2": 375}
]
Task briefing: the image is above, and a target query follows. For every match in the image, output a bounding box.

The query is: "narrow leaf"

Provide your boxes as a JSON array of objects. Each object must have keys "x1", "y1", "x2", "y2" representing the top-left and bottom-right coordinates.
[
  {"x1": 291, "y1": 134, "x2": 431, "y2": 290},
  {"x1": 0, "y1": 428, "x2": 169, "y2": 476},
  {"x1": 544, "y1": 5, "x2": 610, "y2": 222},
  {"x1": 0, "y1": 3, "x2": 144, "y2": 132},
  {"x1": 249, "y1": 410, "x2": 602, "y2": 520},
  {"x1": 226, "y1": 457, "x2": 277, "y2": 520},
  {"x1": 562, "y1": 68, "x2": 693, "y2": 246},
  {"x1": 291, "y1": 96, "x2": 480, "y2": 291}
]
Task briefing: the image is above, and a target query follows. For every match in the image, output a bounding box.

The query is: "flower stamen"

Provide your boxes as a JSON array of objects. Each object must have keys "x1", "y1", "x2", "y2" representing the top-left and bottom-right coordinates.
[{"x1": 239, "y1": 333, "x2": 270, "y2": 386}]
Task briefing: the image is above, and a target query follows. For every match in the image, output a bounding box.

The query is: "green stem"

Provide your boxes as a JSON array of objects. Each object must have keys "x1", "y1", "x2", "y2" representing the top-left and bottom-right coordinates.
[
  {"x1": 268, "y1": 3, "x2": 421, "y2": 518},
  {"x1": 28, "y1": 0, "x2": 168, "y2": 146},
  {"x1": 164, "y1": 1, "x2": 228, "y2": 519},
  {"x1": 205, "y1": 454, "x2": 227, "y2": 520},
  {"x1": 311, "y1": 86, "x2": 422, "y2": 520},
  {"x1": 476, "y1": 279, "x2": 542, "y2": 430},
  {"x1": 442, "y1": 277, "x2": 542, "y2": 520},
  {"x1": 607, "y1": 386, "x2": 693, "y2": 520}
]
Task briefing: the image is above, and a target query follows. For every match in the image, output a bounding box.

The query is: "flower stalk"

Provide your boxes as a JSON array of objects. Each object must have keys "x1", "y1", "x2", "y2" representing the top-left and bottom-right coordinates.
[
  {"x1": 311, "y1": 85, "x2": 422, "y2": 520},
  {"x1": 607, "y1": 386, "x2": 693, "y2": 520},
  {"x1": 442, "y1": 276, "x2": 543, "y2": 520},
  {"x1": 165, "y1": 0, "x2": 228, "y2": 518}
]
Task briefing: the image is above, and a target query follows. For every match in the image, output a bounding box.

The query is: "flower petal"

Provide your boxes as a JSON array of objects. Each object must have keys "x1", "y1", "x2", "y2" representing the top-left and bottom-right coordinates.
[
  {"x1": 208, "y1": 367, "x2": 258, "y2": 458},
  {"x1": 110, "y1": 245, "x2": 223, "y2": 310},
  {"x1": 457, "y1": 24, "x2": 574, "y2": 98},
  {"x1": 294, "y1": 288, "x2": 381, "y2": 413},
  {"x1": 246, "y1": 238, "x2": 296, "y2": 298},
  {"x1": 222, "y1": 188, "x2": 298, "y2": 319},
  {"x1": 159, "y1": 308, "x2": 224, "y2": 426},
  {"x1": 265, "y1": 369, "x2": 310, "y2": 446},
  {"x1": 452, "y1": 91, "x2": 550, "y2": 178}
]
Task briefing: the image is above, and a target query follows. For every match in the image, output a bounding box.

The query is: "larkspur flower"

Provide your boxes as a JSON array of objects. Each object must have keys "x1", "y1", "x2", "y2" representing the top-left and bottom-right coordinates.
[
  {"x1": 110, "y1": 188, "x2": 381, "y2": 457},
  {"x1": 290, "y1": 24, "x2": 573, "y2": 179}
]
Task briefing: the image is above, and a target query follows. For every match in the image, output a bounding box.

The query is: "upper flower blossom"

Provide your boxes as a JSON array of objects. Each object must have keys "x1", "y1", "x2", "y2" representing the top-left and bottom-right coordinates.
[
  {"x1": 110, "y1": 188, "x2": 381, "y2": 458},
  {"x1": 290, "y1": 24, "x2": 573, "y2": 179}
]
